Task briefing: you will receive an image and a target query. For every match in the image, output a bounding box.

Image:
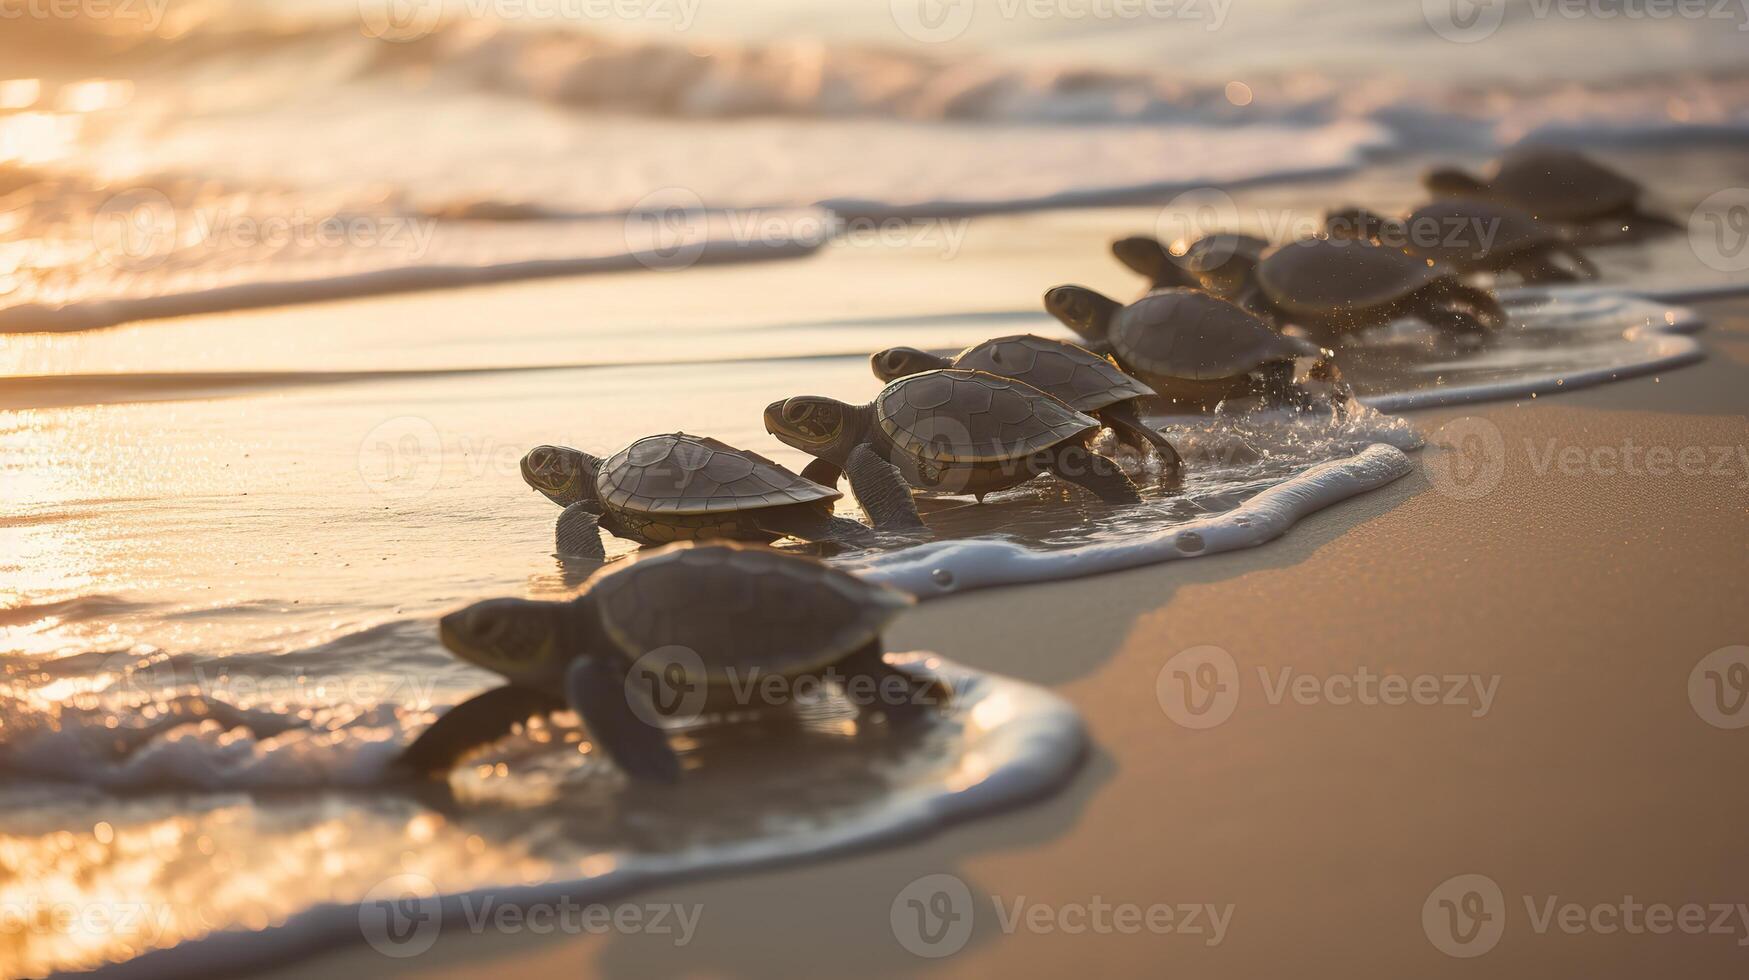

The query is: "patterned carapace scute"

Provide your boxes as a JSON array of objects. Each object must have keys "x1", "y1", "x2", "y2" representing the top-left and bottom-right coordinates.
[
  {"x1": 876, "y1": 369, "x2": 1097, "y2": 465},
  {"x1": 598, "y1": 433, "x2": 840, "y2": 516},
  {"x1": 1404, "y1": 200, "x2": 1554, "y2": 267},
  {"x1": 1257, "y1": 238, "x2": 1443, "y2": 317},
  {"x1": 952, "y1": 335, "x2": 1153, "y2": 412},
  {"x1": 1487, "y1": 148, "x2": 1638, "y2": 221},
  {"x1": 590, "y1": 542, "x2": 913, "y2": 677},
  {"x1": 1114, "y1": 290, "x2": 1319, "y2": 380}
]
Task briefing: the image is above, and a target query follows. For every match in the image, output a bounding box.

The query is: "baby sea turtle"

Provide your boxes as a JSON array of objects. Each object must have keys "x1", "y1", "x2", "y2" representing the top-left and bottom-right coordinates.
[
  {"x1": 1112, "y1": 233, "x2": 1271, "y2": 299},
  {"x1": 396, "y1": 541, "x2": 930, "y2": 782},
  {"x1": 763, "y1": 368, "x2": 1141, "y2": 507},
  {"x1": 520, "y1": 433, "x2": 884, "y2": 561},
  {"x1": 1325, "y1": 200, "x2": 1599, "y2": 283},
  {"x1": 1227, "y1": 237, "x2": 1507, "y2": 340},
  {"x1": 1423, "y1": 147, "x2": 1677, "y2": 241},
  {"x1": 869, "y1": 334, "x2": 1181, "y2": 472},
  {"x1": 1043, "y1": 285, "x2": 1331, "y2": 411}
]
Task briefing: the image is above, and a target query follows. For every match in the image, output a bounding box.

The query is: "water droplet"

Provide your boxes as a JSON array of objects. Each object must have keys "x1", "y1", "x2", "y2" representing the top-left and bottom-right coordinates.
[
  {"x1": 1176, "y1": 531, "x2": 1206, "y2": 554},
  {"x1": 930, "y1": 568, "x2": 954, "y2": 587}
]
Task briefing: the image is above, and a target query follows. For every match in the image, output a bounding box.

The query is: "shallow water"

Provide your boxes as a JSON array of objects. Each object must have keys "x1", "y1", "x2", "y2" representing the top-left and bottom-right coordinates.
[
  {"x1": 2, "y1": 7, "x2": 1746, "y2": 975},
  {"x1": 0, "y1": 653, "x2": 1085, "y2": 978}
]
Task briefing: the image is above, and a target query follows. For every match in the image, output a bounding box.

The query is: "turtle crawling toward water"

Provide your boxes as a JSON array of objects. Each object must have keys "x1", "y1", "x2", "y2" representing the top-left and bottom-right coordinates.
[
  {"x1": 1325, "y1": 199, "x2": 1599, "y2": 283},
  {"x1": 1423, "y1": 146, "x2": 1678, "y2": 242},
  {"x1": 1112, "y1": 233, "x2": 1271, "y2": 300},
  {"x1": 1226, "y1": 237, "x2": 1508, "y2": 340},
  {"x1": 764, "y1": 369, "x2": 1142, "y2": 507},
  {"x1": 870, "y1": 335, "x2": 1181, "y2": 474},
  {"x1": 1044, "y1": 285, "x2": 1335, "y2": 412},
  {"x1": 521, "y1": 433, "x2": 884, "y2": 561},
  {"x1": 395, "y1": 541, "x2": 932, "y2": 782}
]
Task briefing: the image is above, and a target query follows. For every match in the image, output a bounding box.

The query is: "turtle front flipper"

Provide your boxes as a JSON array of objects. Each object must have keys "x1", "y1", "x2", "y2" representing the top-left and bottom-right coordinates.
[
  {"x1": 556, "y1": 502, "x2": 609, "y2": 561},
  {"x1": 799, "y1": 457, "x2": 843, "y2": 489},
  {"x1": 753, "y1": 504, "x2": 881, "y2": 548},
  {"x1": 845, "y1": 443, "x2": 927, "y2": 533},
  {"x1": 840, "y1": 641, "x2": 941, "y2": 725},
  {"x1": 1099, "y1": 401, "x2": 1182, "y2": 476},
  {"x1": 394, "y1": 684, "x2": 567, "y2": 778},
  {"x1": 1036, "y1": 443, "x2": 1142, "y2": 504},
  {"x1": 567, "y1": 656, "x2": 681, "y2": 783}
]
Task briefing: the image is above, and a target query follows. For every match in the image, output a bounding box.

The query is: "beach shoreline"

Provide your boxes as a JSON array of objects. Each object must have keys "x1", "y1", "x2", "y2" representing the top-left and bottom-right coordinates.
[{"x1": 242, "y1": 302, "x2": 1747, "y2": 979}]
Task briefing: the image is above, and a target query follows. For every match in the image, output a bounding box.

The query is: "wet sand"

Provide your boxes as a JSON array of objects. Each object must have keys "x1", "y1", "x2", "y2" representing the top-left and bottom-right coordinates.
[{"x1": 252, "y1": 300, "x2": 1747, "y2": 978}]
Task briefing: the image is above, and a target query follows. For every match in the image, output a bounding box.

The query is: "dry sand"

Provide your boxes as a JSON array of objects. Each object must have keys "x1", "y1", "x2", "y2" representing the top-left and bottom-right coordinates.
[{"x1": 264, "y1": 300, "x2": 1748, "y2": 980}]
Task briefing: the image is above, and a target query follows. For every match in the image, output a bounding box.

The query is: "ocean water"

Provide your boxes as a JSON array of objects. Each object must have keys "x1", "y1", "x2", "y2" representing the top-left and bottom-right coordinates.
[{"x1": 1, "y1": 4, "x2": 1746, "y2": 976}]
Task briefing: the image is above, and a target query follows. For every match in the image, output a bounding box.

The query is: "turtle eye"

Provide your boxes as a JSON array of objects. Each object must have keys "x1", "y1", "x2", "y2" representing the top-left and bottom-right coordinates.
[{"x1": 784, "y1": 400, "x2": 813, "y2": 424}]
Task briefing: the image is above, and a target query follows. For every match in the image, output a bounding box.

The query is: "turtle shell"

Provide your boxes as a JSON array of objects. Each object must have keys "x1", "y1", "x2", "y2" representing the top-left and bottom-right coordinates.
[
  {"x1": 598, "y1": 433, "x2": 839, "y2": 516},
  {"x1": 1489, "y1": 147, "x2": 1639, "y2": 221},
  {"x1": 1401, "y1": 199, "x2": 1556, "y2": 266},
  {"x1": 589, "y1": 541, "x2": 913, "y2": 678},
  {"x1": 1178, "y1": 233, "x2": 1269, "y2": 276},
  {"x1": 1257, "y1": 238, "x2": 1446, "y2": 318},
  {"x1": 1110, "y1": 289, "x2": 1320, "y2": 381},
  {"x1": 951, "y1": 335, "x2": 1154, "y2": 412},
  {"x1": 875, "y1": 369, "x2": 1097, "y2": 465}
]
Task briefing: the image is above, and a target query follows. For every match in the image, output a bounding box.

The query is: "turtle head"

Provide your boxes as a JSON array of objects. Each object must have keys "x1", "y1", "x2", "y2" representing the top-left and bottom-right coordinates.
[
  {"x1": 764, "y1": 395, "x2": 859, "y2": 464},
  {"x1": 1044, "y1": 285, "x2": 1121, "y2": 343},
  {"x1": 870, "y1": 347, "x2": 949, "y2": 383},
  {"x1": 1423, "y1": 166, "x2": 1489, "y2": 199},
  {"x1": 439, "y1": 597, "x2": 572, "y2": 684},
  {"x1": 1324, "y1": 206, "x2": 1388, "y2": 242},
  {"x1": 1111, "y1": 236, "x2": 1196, "y2": 288},
  {"x1": 520, "y1": 445, "x2": 602, "y2": 507}
]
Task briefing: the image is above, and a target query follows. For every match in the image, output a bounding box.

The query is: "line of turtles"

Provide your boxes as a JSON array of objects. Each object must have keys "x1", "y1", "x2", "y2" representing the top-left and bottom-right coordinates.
[{"x1": 405, "y1": 147, "x2": 1672, "y2": 782}]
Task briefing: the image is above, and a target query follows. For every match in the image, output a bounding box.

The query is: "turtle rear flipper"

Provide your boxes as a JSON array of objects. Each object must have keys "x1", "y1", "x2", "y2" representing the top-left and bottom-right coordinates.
[
  {"x1": 395, "y1": 684, "x2": 566, "y2": 778},
  {"x1": 1036, "y1": 442, "x2": 1141, "y2": 504},
  {"x1": 752, "y1": 504, "x2": 879, "y2": 548},
  {"x1": 567, "y1": 656, "x2": 680, "y2": 783}
]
